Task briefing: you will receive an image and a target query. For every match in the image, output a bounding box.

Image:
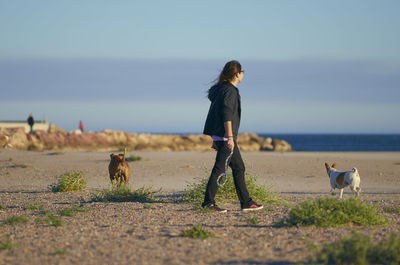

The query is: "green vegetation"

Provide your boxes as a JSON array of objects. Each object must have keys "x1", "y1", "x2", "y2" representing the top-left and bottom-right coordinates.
[
  {"x1": 49, "y1": 170, "x2": 87, "y2": 192},
  {"x1": 34, "y1": 217, "x2": 49, "y2": 225},
  {"x1": 304, "y1": 232, "x2": 400, "y2": 265},
  {"x1": 48, "y1": 151, "x2": 65, "y2": 156},
  {"x1": 181, "y1": 225, "x2": 216, "y2": 239},
  {"x1": 383, "y1": 205, "x2": 400, "y2": 214},
  {"x1": 58, "y1": 205, "x2": 90, "y2": 217},
  {"x1": 8, "y1": 157, "x2": 29, "y2": 168},
  {"x1": 126, "y1": 154, "x2": 143, "y2": 162},
  {"x1": 27, "y1": 203, "x2": 89, "y2": 226},
  {"x1": 277, "y1": 197, "x2": 387, "y2": 228},
  {"x1": 46, "y1": 215, "x2": 64, "y2": 227},
  {"x1": 39, "y1": 209, "x2": 51, "y2": 216},
  {"x1": 25, "y1": 202, "x2": 45, "y2": 211},
  {"x1": 245, "y1": 217, "x2": 259, "y2": 225},
  {"x1": 182, "y1": 173, "x2": 282, "y2": 208},
  {"x1": 2, "y1": 215, "x2": 29, "y2": 226},
  {"x1": 0, "y1": 236, "x2": 19, "y2": 251},
  {"x1": 143, "y1": 204, "x2": 154, "y2": 209},
  {"x1": 0, "y1": 204, "x2": 5, "y2": 210},
  {"x1": 35, "y1": 214, "x2": 64, "y2": 227},
  {"x1": 11, "y1": 163, "x2": 28, "y2": 168},
  {"x1": 31, "y1": 206, "x2": 68, "y2": 227},
  {"x1": 90, "y1": 185, "x2": 159, "y2": 203},
  {"x1": 54, "y1": 250, "x2": 66, "y2": 255}
]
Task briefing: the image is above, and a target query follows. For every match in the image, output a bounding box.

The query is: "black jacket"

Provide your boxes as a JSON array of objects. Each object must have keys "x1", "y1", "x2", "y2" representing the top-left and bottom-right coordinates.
[
  {"x1": 203, "y1": 81, "x2": 241, "y2": 138},
  {"x1": 27, "y1": 117, "x2": 34, "y2": 126}
]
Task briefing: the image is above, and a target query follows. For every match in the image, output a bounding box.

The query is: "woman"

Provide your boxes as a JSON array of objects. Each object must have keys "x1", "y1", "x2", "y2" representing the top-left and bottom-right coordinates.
[{"x1": 202, "y1": 60, "x2": 263, "y2": 212}]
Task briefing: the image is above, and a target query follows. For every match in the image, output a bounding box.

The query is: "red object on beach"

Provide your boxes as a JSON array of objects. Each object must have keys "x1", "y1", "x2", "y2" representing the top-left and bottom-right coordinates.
[{"x1": 79, "y1": 121, "x2": 84, "y2": 132}]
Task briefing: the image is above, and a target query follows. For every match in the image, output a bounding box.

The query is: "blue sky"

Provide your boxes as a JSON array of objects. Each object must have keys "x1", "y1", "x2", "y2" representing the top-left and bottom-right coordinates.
[{"x1": 0, "y1": 1, "x2": 399, "y2": 133}]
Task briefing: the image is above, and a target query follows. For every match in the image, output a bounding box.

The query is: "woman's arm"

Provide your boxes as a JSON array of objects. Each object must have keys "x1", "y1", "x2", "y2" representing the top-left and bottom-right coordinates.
[{"x1": 224, "y1": 121, "x2": 234, "y2": 151}]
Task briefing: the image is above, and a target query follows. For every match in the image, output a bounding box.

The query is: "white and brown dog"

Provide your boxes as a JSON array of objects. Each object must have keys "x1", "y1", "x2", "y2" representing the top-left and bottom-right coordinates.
[{"x1": 324, "y1": 162, "x2": 361, "y2": 199}]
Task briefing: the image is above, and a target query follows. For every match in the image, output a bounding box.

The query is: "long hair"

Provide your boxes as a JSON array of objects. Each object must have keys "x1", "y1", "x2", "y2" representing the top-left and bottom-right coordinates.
[{"x1": 208, "y1": 60, "x2": 242, "y2": 97}]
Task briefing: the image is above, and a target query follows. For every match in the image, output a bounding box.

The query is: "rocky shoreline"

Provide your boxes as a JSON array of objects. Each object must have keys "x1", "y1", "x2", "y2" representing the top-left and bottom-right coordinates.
[{"x1": 0, "y1": 126, "x2": 292, "y2": 152}]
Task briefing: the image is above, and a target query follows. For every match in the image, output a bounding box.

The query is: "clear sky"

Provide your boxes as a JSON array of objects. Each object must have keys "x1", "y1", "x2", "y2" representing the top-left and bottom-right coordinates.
[{"x1": 1, "y1": 1, "x2": 399, "y2": 133}]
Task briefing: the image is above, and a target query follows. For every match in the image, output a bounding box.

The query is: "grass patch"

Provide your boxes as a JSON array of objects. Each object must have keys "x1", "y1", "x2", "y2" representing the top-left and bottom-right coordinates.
[
  {"x1": 277, "y1": 197, "x2": 387, "y2": 228},
  {"x1": 245, "y1": 217, "x2": 259, "y2": 225},
  {"x1": 90, "y1": 185, "x2": 159, "y2": 203},
  {"x1": 303, "y1": 232, "x2": 400, "y2": 265},
  {"x1": 126, "y1": 154, "x2": 143, "y2": 162},
  {"x1": 25, "y1": 202, "x2": 45, "y2": 211},
  {"x1": 182, "y1": 173, "x2": 282, "y2": 208},
  {"x1": 2, "y1": 215, "x2": 29, "y2": 226},
  {"x1": 48, "y1": 151, "x2": 65, "y2": 156},
  {"x1": 383, "y1": 205, "x2": 400, "y2": 214},
  {"x1": 47, "y1": 215, "x2": 64, "y2": 227},
  {"x1": 39, "y1": 209, "x2": 51, "y2": 216},
  {"x1": 53, "y1": 250, "x2": 66, "y2": 255},
  {"x1": 33, "y1": 208, "x2": 65, "y2": 227},
  {"x1": 58, "y1": 205, "x2": 90, "y2": 217},
  {"x1": 143, "y1": 204, "x2": 154, "y2": 209},
  {"x1": 35, "y1": 215, "x2": 64, "y2": 227},
  {"x1": 181, "y1": 225, "x2": 216, "y2": 239},
  {"x1": 0, "y1": 204, "x2": 5, "y2": 210},
  {"x1": 34, "y1": 217, "x2": 49, "y2": 225},
  {"x1": 8, "y1": 158, "x2": 28, "y2": 168},
  {"x1": 10, "y1": 163, "x2": 28, "y2": 168},
  {"x1": 0, "y1": 236, "x2": 19, "y2": 251},
  {"x1": 49, "y1": 170, "x2": 87, "y2": 192}
]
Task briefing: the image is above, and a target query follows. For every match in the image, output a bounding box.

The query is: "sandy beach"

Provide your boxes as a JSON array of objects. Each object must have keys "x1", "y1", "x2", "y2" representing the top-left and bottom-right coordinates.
[{"x1": 1, "y1": 150, "x2": 399, "y2": 264}]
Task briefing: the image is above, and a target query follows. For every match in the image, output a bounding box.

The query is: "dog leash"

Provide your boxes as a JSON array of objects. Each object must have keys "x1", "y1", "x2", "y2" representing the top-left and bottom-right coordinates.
[{"x1": 216, "y1": 150, "x2": 234, "y2": 187}]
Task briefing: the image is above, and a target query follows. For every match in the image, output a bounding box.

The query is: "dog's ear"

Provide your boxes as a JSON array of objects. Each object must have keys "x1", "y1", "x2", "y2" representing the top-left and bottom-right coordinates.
[
  {"x1": 324, "y1": 163, "x2": 330, "y2": 169},
  {"x1": 110, "y1": 153, "x2": 114, "y2": 158},
  {"x1": 331, "y1": 163, "x2": 336, "y2": 169}
]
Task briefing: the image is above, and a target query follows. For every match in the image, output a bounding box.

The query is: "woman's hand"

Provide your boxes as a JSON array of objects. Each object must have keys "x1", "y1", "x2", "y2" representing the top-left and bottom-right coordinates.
[
  {"x1": 211, "y1": 141, "x2": 218, "y2": 150},
  {"x1": 227, "y1": 138, "x2": 234, "y2": 151},
  {"x1": 223, "y1": 121, "x2": 234, "y2": 151}
]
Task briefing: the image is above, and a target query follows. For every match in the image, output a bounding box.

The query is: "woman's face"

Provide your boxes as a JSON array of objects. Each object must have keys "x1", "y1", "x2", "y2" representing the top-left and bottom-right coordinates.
[{"x1": 237, "y1": 70, "x2": 244, "y2": 83}]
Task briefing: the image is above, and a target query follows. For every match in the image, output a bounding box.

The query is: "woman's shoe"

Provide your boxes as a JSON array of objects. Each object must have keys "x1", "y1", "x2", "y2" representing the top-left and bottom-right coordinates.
[
  {"x1": 204, "y1": 204, "x2": 227, "y2": 213},
  {"x1": 242, "y1": 203, "x2": 263, "y2": 212}
]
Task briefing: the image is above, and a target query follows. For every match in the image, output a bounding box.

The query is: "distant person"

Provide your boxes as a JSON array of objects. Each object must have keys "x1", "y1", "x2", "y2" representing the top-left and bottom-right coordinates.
[
  {"x1": 79, "y1": 120, "x2": 84, "y2": 132},
  {"x1": 202, "y1": 60, "x2": 263, "y2": 212},
  {"x1": 27, "y1": 114, "x2": 35, "y2": 134}
]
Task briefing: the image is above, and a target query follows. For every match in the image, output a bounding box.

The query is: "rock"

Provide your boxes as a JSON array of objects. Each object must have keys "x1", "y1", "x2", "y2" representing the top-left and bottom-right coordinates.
[
  {"x1": 0, "y1": 134, "x2": 10, "y2": 148},
  {"x1": 240, "y1": 142, "x2": 261, "y2": 151},
  {"x1": 8, "y1": 130, "x2": 30, "y2": 149},
  {"x1": 48, "y1": 124, "x2": 67, "y2": 135},
  {"x1": 272, "y1": 139, "x2": 292, "y2": 152},
  {"x1": 261, "y1": 142, "x2": 274, "y2": 151},
  {"x1": 70, "y1": 129, "x2": 82, "y2": 135},
  {"x1": 0, "y1": 124, "x2": 292, "y2": 152}
]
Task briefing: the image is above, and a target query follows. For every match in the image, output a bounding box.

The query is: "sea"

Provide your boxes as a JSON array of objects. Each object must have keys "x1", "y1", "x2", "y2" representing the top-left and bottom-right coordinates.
[{"x1": 258, "y1": 134, "x2": 400, "y2": 152}]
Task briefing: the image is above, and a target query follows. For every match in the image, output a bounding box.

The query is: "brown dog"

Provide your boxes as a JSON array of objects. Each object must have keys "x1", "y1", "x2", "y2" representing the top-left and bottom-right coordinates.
[{"x1": 108, "y1": 148, "x2": 130, "y2": 189}]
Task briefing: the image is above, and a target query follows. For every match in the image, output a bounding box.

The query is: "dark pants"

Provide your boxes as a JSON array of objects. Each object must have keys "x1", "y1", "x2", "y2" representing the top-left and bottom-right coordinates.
[{"x1": 202, "y1": 140, "x2": 254, "y2": 208}]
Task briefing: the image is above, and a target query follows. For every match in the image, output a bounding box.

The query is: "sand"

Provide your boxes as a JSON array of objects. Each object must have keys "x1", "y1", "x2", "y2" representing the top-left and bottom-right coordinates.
[{"x1": 1, "y1": 150, "x2": 399, "y2": 264}]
